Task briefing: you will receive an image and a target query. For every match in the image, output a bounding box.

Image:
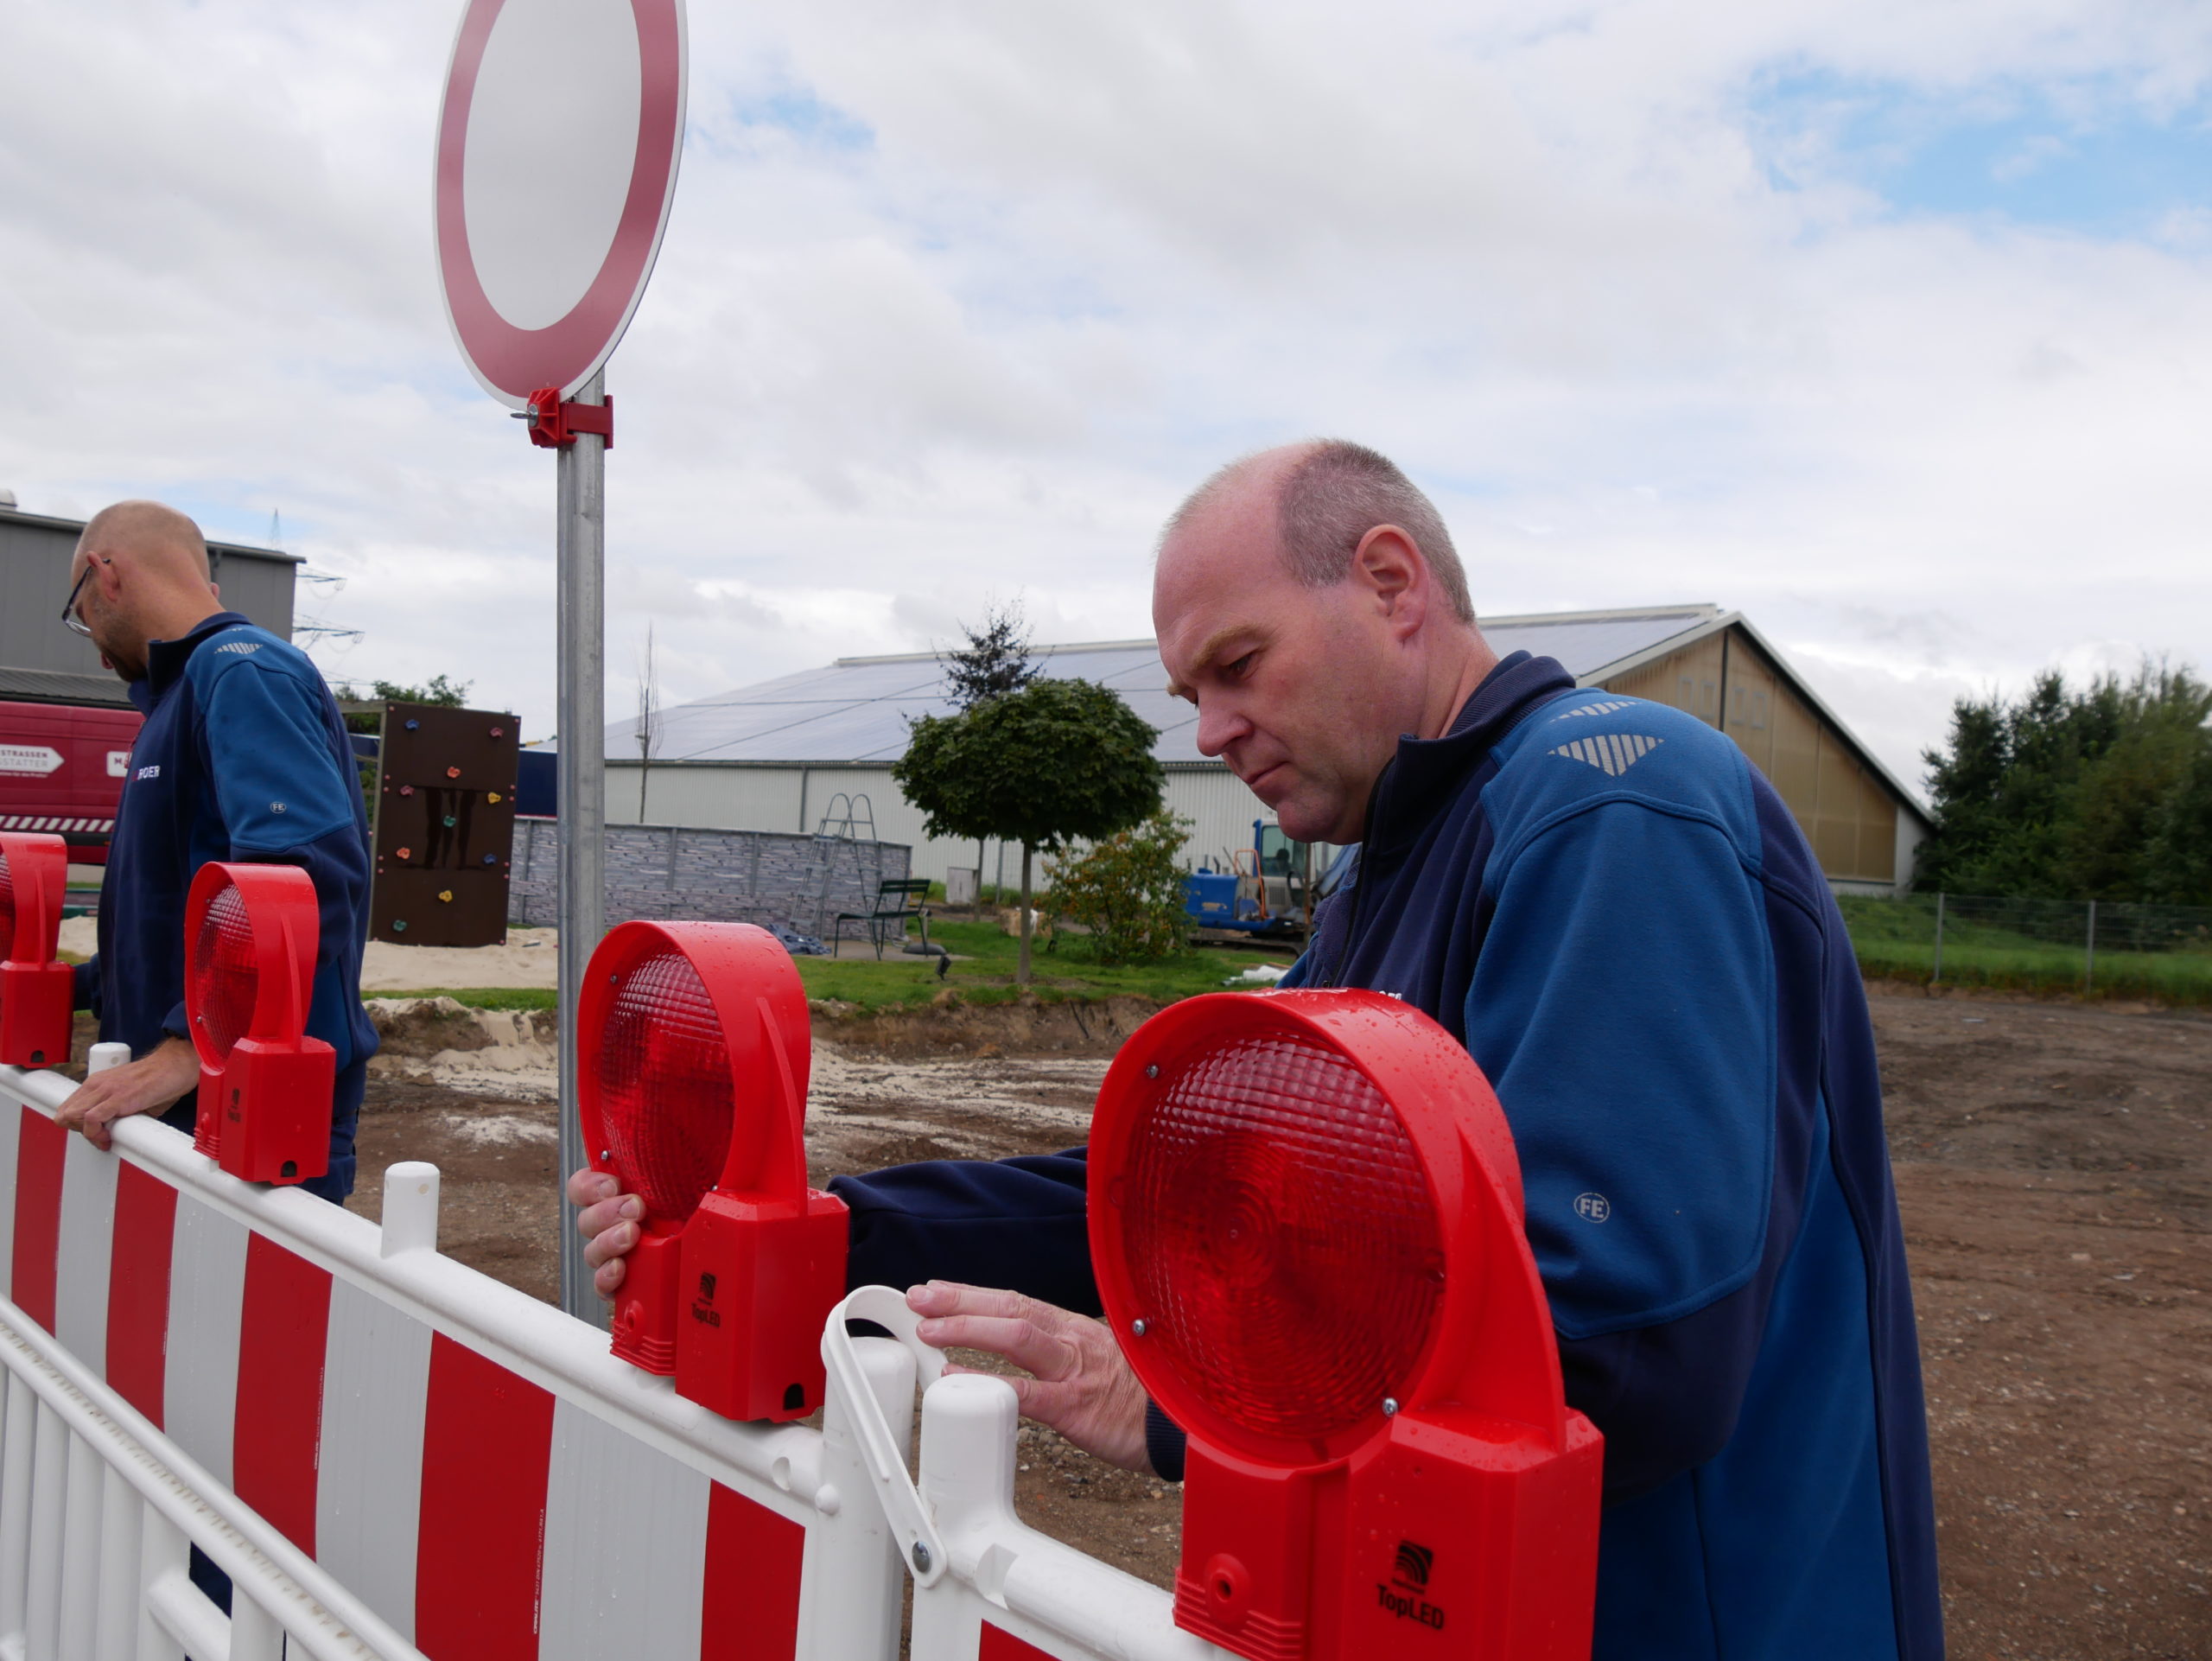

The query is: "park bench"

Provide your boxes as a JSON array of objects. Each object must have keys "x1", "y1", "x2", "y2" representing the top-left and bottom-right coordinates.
[{"x1": 832, "y1": 877, "x2": 933, "y2": 959}]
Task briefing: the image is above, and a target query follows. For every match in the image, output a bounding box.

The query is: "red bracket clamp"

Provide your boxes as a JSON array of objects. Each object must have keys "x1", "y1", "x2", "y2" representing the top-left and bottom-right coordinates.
[{"x1": 513, "y1": 386, "x2": 614, "y2": 450}]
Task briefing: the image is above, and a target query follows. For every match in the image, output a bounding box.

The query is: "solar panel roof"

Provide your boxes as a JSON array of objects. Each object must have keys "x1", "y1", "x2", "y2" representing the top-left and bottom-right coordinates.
[{"x1": 603, "y1": 608, "x2": 1721, "y2": 765}]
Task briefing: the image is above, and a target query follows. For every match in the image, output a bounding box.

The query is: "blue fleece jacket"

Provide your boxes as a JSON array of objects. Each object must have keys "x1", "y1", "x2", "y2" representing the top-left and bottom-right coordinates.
[
  {"x1": 73, "y1": 613, "x2": 378, "y2": 1201},
  {"x1": 830, "y1": 651, "x2": 1942, "y2": 1661}
]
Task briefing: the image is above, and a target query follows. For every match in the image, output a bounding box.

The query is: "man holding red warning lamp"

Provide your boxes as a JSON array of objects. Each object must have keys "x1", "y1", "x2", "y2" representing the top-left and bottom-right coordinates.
[
  {"x1": 47, "y1": 501, "x2": 378, "y2": 1202},
  {"x1": 575, "y1": 442, "x2": 1941, "y2": 1659}
]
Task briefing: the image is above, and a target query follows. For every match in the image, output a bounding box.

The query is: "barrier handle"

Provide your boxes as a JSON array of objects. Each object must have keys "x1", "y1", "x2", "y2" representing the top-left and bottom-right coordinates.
[{"x1": 823, "y1": 1285, "x2": 950, "y2": 1587}]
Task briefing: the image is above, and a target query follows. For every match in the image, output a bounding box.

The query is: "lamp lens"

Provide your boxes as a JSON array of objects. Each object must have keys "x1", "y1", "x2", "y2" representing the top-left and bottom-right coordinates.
[
  {"x1": 594, "y1": 948, "x2": 734, "y2": 1226},
  {"x1": 1125, "y1": 1032, "x2": 1444, "y2": 1441},
  {"x1": 190, "y1": 882, "x2": 258, "y2": 1060}
]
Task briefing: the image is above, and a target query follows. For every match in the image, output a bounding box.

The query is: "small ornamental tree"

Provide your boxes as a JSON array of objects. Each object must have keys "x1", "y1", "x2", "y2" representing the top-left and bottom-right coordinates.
[
  {"x1": 893, "y1": 678, "x2": 1165, "y2": 983},
  {"x1": 1047, "y1": 811, "x2": 1194, "y2": 965},
  {"x1": 942, "y1": 601, "x2": 1041, "y2": 895}
]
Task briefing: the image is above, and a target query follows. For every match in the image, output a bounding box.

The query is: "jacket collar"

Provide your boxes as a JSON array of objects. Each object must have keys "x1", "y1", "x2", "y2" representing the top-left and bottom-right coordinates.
[
  {"x1": 133, "y1": 611, "x2": 253, "y2": 713},
  {"x1": 1361, "y1": 651, "x2": 1577, "y2": 856}
]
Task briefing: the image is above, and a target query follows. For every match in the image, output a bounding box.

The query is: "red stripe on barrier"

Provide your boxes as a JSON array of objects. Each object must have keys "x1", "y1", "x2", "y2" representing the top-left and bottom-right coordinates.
[
  {"x1": 980, "y1": 1626, "x2": 1056, "y2": 1660},
  {"x1": 699, "y1": 1481, "x2": 804, "y2": 1661},
  {"x1": 105, "y1": 1162, "x2": 178, "y2": 1423},
  {"x1": 10, "y1": 1107, "x2": 66, "y2": 1330},
  {"x1": 232, "y1": 1233, "x2": 332, "y2": 1555},
  {"x1": 416, "y1": 1333, "x2": 553, "y2": 1661}
]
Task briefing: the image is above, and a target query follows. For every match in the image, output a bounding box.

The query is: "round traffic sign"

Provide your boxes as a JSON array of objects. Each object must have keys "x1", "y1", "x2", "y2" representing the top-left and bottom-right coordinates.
[{"x1": 435, "y1": 0, "x2": 686, "y2": 407}]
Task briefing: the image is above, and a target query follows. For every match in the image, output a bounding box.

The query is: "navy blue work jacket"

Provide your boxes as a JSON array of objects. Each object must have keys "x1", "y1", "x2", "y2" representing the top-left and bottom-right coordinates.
[
  {"x1": 73, "y1": 613, "x2": 378, "y2": 1200},
  {"x1": 830, "y1": 652, "x2": 1942, "y2": 1661}
]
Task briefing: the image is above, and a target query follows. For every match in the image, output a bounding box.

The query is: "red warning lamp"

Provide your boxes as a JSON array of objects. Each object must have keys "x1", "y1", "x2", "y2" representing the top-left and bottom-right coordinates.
[
  {"x1": 0, "y1": 833, "x2": 74, "y2": 1069},
  {"x1": 1090, "y1": 990, "x2": 1604, "y2": 1661},
  {"x1": 578, "y1": 921, "x2": 847, "y2": 1422},
  {"x1": 184, "y1": 862, "x2": 334, "y2": 1186}
]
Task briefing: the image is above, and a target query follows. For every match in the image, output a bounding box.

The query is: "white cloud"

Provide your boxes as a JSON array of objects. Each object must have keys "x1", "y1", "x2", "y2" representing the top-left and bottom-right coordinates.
[{"x1": 2, "y1": 0, "x2": 2207, "y2": 784}]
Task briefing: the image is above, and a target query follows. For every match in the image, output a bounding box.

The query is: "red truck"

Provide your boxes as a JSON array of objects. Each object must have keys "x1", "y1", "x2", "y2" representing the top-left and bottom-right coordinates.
[{"x1": 0, "y1": 699, "x2": 143, "y2": 864}]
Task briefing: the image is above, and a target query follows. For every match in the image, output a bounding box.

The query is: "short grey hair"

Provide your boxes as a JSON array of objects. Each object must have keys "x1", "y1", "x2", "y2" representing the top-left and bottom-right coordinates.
[{"x1": 1166, "y1": 440, "x2": 1475, "y2": 623}]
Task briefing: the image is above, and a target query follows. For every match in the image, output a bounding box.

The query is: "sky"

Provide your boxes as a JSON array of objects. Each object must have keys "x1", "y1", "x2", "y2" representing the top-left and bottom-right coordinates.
[{"x1": 3, "y1": 1, "x2": 2209, "y2": 799}]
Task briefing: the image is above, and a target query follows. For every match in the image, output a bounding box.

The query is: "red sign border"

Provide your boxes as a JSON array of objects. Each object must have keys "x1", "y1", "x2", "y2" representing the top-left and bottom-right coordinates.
[{"x1": 435, "y1": 0, "x2": 685, "y2": 406}]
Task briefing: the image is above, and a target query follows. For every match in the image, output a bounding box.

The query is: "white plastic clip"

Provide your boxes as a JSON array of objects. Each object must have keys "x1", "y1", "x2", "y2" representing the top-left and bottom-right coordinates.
[{"x1": 822, "y1": 1285, "x2": 950, "y2": 1587}]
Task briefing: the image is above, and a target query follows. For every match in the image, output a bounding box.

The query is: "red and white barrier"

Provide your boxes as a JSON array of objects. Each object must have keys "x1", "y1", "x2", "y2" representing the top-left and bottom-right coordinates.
[{"x1": 0, "y1": 1048, "x2": 921, "y2": 1661}]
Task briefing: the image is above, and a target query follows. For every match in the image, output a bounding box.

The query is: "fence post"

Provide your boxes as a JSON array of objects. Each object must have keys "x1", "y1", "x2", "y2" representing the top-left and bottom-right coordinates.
[
  {"x1": 1931, "y1": 893, "x2": 1945, "y2": 986},
  {"x1": 2085, "y1": 899, "x2": 2097, "y2": 993}
]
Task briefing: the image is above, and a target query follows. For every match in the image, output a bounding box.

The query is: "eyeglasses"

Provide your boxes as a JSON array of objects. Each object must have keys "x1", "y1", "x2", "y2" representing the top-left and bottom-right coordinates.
[{"x1": 60, "y1": 558, "x2": 104, "y2": 637}]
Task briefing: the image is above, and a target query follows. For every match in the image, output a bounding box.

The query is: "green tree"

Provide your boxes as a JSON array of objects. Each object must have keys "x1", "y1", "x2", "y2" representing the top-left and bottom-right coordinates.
[
  {"x1": 893, "y1": 678, "x2": 1165, "y2": 983},
  {"x1": 1046, "y1": 811, "x2": 1194, "y2": 965},
  {"x1": 941, "y1": 601, "x2": 1041, "y2": 899},
  {"x1": 334, "y1": 674, "x2": 474, "y2": 735},
  {"x1": 1916, "y1": 662, "x2": 2212, "y2": 901}
]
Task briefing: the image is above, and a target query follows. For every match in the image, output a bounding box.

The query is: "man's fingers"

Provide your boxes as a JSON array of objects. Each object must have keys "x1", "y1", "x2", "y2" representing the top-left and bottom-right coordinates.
[
  {"x1": 906, "y1": 1280, "x2": 1053, "y2": 1325},
  {"x1": 581, "y1": 1219, "x2": 638, "y2": 1271},
  {"x1": 566, "y1": 1167, "x2": 622, "y2": 1210},
  {"x1": 575, "y1": 1192, "x2": 642, "y2": 1241},
  {"x1": 914, "y1": 1311, "x2": 1078, "y2": 1380},
  {"x1": 594, "y1": 1256, "x2": 626, "y2": 1298}
]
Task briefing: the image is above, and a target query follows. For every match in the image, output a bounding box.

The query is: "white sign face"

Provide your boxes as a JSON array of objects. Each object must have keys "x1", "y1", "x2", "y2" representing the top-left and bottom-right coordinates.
[
  {"x1": 107, "y1": 751, "x2": 131, "y2": 778},
  {"x1": 0, "y1": 746, "x2": 63, "y2": 777},
  {"x1": 435, "y1": 0, "x2": 687, "y2": 406}
]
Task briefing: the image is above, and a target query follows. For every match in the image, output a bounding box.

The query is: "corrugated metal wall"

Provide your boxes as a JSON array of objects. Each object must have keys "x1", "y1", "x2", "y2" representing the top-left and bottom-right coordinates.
[
  {"x1": 607, "y1": 759, "x2": 1283, "y2": 890},
  {"x1": 1600, "y1": 626, "x2": 1900, "y2": 885}
]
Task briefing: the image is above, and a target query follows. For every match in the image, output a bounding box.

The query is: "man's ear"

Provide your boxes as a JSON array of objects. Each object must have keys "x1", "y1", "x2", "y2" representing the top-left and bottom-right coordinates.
[{"x1": 1352, "y1": 525, "x2": 1429, "y2": 639}]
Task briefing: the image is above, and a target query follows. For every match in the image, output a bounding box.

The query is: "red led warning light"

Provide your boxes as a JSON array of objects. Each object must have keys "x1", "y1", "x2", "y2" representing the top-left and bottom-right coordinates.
[
  {"x1": 579, "y1": 921, "x2": 847, "y2": 1422},
  {"x1": 184, "y1": 862, "x2": 334, "y2": 1186},
  {"x1": 0, "y1": 833, "x2": 74, "y2": 1069},
  {"x1": 1091, "y1": 990, "x2": 1604, "y2": 1661}
]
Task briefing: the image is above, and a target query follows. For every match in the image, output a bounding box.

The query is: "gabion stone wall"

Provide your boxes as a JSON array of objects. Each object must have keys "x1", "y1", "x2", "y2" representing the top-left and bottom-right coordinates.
[{"x1": 508, "y1": 819, "x2": 912, "y2": 937}]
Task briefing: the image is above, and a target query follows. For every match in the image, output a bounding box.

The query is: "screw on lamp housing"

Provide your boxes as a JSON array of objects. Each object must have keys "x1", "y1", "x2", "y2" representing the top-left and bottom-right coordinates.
[
  {"x1": 183, "y1": 862, "x2": 334, "y2": 1186},
  {"x1": 577, "y1": 920, "x2": 848, "y2": 1422},
  {"x1": 1089, "y1": 990, "x2": 1605, "y2": 1661},
  {"x1": 0, "y1": 833, "x2": 75, "y2": 1069}
]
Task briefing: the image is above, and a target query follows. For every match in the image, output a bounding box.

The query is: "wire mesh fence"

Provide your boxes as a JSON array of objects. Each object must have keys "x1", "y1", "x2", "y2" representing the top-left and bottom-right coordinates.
[{"x1": 1835, "y1": 892, "x2": 2212, "y2": 1002}]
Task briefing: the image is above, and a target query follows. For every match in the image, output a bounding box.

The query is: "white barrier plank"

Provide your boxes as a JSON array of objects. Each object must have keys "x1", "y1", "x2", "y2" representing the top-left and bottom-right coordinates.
[
  {"x1": 163, "y1": 1195, "x2": 248, "y2": 1486},
  {"x1": 0, "y1": 1100, "x2": 19, "y2": 1294},
  {"x1": 316, "y1": 1278, "x2": 432, "y2": 1643},
  {"x1": 540, "y1": 1395, "x2": 712, "y2": 1661},
  {"x1": 55, "y1": 1134, "x2": 120, "y2": 1376}
]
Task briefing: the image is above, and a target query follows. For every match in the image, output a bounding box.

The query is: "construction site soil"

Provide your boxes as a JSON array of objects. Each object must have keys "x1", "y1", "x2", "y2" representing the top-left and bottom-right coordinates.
[{"x1": 309, "y1": 990, "x2": 2206, "y2": 1654}]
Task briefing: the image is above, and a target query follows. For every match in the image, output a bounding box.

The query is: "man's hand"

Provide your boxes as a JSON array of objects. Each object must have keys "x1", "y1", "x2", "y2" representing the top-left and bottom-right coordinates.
[
  {"x1": 908, "y1": 1281, "x2": 1152, "y2": 1472},
  {"x1": 567, "y1": 1166, "x2": 644, "y2": 1299},
  {"x1": 54, "y1": 1039, "x2": 200, "y2": 1151}
]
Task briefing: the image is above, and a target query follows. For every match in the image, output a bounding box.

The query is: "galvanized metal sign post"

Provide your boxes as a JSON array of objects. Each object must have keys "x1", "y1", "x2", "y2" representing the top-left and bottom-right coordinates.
[{"x1": 434, "y1": 0, "x2": 688, "y2": 1320}]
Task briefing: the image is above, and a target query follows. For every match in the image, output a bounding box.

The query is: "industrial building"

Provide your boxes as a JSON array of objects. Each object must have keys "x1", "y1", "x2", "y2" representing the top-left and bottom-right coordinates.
[
  {"x1": 602, "y1": 605, "x2": 1930, "y2": 897},
  {"x1": 1, "y1": 499, "x2": 302, "y2": 709}
]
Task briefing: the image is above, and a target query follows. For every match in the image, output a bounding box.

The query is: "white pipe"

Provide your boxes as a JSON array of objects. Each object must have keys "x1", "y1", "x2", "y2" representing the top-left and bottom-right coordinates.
[
  {"x1": 134, "y1": 1505, "x2": 187, "y2": 1661},
  {"x1": 93, "y1": 1464, "x2": 142, "y2": 1661},
  {"x1": 25, "y1": 1400, "x2": 65, "y2": 1658},
  {"x1": 58, "y1": 1428, "x2": 104, "y2": 1659},
  {"x1": 144, "y1": 1567, "x2": 230, "y2": 1661},
  {"x1": 914, "y1": 1375, "x2": 1224, "y2": 1661},
  {"x1": 0, "y1": 1372, "x2": 31, "y2": 1639}
]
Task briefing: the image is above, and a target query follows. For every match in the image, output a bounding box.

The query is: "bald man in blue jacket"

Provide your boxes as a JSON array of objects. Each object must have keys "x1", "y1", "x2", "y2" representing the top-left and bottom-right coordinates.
[
  {"x1": 575, "y1": 442, "x2": 1942, "y2": 1659},
  {"x1": 53, "y1": 500, "x2": 377, "y2": 1202}
]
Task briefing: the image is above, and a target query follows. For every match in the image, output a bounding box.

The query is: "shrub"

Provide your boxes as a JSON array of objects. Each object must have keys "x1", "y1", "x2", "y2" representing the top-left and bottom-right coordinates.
[{"x1": 1046, "y1": 812, "x2": 1193, "y2": 966}]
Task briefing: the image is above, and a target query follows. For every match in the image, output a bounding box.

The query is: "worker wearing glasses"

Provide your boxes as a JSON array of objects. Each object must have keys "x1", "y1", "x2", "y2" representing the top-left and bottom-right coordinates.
[{"x1": 49, "y1": 501, "x2": 378, "y2": 1204}]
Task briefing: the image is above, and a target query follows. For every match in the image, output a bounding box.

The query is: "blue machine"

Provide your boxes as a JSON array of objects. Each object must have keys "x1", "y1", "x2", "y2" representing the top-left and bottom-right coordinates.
[{"x1": 1184, "y1": 821, "x2": 1313, "y2": 936}]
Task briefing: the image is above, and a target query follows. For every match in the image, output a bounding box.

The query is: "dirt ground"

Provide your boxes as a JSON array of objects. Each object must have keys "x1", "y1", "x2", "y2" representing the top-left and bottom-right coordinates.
[{"x1": 339, "y1": 989, "x2": 2209, "y2": 1656}]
